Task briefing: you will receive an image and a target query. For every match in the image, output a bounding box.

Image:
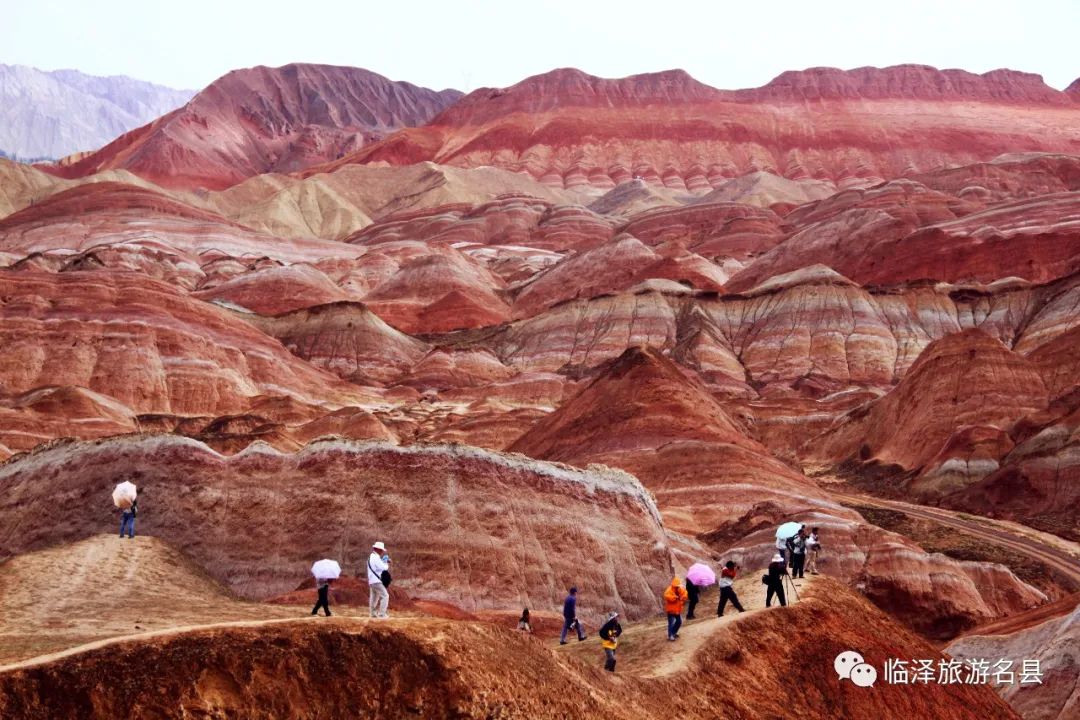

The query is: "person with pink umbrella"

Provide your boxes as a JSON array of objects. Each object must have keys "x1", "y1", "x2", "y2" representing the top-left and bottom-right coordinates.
[{"x1": 684, "y1": 563, "x2": 716, "y2": 620}]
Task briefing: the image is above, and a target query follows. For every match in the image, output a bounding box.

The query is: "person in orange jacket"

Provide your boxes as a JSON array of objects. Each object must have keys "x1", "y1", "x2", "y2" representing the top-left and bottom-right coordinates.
[{"x1": 663, "y1": 576, "x2": 688, "y2": 641}]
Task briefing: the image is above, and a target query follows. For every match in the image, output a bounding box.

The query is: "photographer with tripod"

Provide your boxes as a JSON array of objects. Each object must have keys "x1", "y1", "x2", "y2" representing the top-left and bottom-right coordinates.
[{"x1": 764, "y1": 553, "x2": 789, "y2": 607}]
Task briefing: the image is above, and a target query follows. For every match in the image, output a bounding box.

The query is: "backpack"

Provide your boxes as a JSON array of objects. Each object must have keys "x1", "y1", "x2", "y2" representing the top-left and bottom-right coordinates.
[
  {"x1": 369, "y1": 560, "x2": 392, "y2": 587},
  {"x1": 761, "y1": 574, "x2": 769, "y2": 585}
]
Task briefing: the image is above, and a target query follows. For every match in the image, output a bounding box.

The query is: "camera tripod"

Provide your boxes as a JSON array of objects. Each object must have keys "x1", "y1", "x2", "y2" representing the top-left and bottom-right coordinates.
[{"x1": 783, "y1": 571, "x2": 801, "y2": 603}]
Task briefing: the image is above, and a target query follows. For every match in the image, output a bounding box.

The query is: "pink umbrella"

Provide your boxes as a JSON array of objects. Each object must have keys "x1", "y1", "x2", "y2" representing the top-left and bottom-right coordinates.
[{"x1": 686, "y1": 563, "x2": 716, "y2": 587}]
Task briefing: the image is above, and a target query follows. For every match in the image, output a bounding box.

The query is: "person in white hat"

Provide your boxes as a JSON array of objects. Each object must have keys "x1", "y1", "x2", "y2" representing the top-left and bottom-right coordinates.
[
  {"x1": 367, "y1": 541, "x2": 391, "y2": 618},
  {"x1": 765, "y1": 553, "x2": 788, "y2": 607}
]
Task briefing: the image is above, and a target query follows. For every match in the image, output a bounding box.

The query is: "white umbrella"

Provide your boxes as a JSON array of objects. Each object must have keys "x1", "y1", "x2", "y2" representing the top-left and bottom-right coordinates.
[
  {"x1": 311, "y1": 559, "x2": 341, "y2": 580},
  {"x1": 112, "y1": 481, "x2": 137, "y2": 509},
  {"x1": 776, "y1": 521, "x2": 802, "y2": 540}
]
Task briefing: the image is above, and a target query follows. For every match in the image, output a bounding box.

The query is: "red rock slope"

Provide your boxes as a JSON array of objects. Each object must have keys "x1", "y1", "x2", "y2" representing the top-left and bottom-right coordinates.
[
  {"x1": 947, "y1": 603, "x2": 1080, "y2": 720},
  {"x1": 46, "y1": 64, "x2": 462, "y2": 190},
  {"x1": 0, "y1": 181, "x2": 366, "y2": 268},
  {"x1": 0, "y1": 435, "x2": 673, "y2": 623},
  {"x1": 726, "y1": 182, "x2": 1080, "y2": 289},
  {"x1": 322, "y1": 65, "x2": 1080, "y2": 188},
  {"x1": 812, "y1": 329, "x2": 1050, "y2": 476},
  {"x1": 0, "y1": 271, "x2": 372, "y2": 418}
]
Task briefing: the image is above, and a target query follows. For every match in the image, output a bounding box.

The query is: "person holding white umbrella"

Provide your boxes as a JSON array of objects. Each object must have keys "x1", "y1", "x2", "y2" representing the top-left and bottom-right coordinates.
[
  {"x1": 367, "y1": 541, "x2": 391, "y2": 618},
  {"x1": 775, "y1": 521, "x2": 802, "y2": 560},
  {"x1": 310, "y1": 559, "x2": 341, "y2": 617},
  {"x1": 113, "y1": 481, "x2": 138, "y2": 539},
  {"x1": 311, "y1": 579, "x2": 333, "y2": 616}
]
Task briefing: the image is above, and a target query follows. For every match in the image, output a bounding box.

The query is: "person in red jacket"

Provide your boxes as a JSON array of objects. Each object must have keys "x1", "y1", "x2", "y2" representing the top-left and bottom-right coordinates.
[
  {"x1": 717, "y1": 561, "x2": 745, "y2": 616},
  {"x1": 663, "y1": 577, "x2": 688, "y2": 641}
]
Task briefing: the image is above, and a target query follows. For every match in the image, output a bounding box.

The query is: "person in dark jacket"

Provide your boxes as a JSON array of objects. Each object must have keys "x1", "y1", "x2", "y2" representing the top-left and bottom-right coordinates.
[
  {"x1": 598, "y1": 611, "x2": 622, "y2": 672},
  {"x1": 560, "y1": 587, "x2": 587, "y2": 644},
  {"x1": 119, "y1": 499, "x2": 137, "y2": 539},
  {"x1": 685, "y1": 577, "x2": 700, "y2": 619},
  {"x1": 311, "y1": 578, "x2": 332, "y2": 616},
  {"x1": 717, "y1": 561, "x2": 745, "y2": 616},
  {"x1": 517, "y1": 608, "x2": 532, "y2": 633},
  {"x1": 765, "y1": 553, "x2": 788, "y2": 607},
  {"x1": 790, "y1": 528, "x2": 807, "y2": 579}
]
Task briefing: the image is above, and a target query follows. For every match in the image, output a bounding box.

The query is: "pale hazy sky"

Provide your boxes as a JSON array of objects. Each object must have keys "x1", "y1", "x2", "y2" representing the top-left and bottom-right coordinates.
[{"x1": 2, "y1": 0, "x2": 1077, "y2": 92}]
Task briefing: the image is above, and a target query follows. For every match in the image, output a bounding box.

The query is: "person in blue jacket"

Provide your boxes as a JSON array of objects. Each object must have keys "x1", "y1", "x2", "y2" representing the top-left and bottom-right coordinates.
[{"x1": 559, "y1": 586, "x2": 587, "y2": 644}]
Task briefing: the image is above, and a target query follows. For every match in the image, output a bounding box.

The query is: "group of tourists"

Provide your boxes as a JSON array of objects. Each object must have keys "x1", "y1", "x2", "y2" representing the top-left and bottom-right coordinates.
[
  {"x1": 310, "y1": 541, "x2": 393, "y2": 618},
  {"x1": 774, "y1": 526, "x2": 821, "y2": 576},
  {"x1": 764, "y1": 525, "x2": 822, "y2": 606},
  {"x1": 550, "y1": 527, "x2": 823, "y2": 672},
  {"x1": 114, "y1": 496, "x2": 820, "y2": 676}
]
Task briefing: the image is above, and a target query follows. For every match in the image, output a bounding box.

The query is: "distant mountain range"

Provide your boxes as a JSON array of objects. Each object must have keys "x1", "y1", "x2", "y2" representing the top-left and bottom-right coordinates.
[
  {"x1": 0, "y1": 64, "x2": 194, "y2": 160},
  {"x1": 47, "y1": 63, "x2": 464, "y2": 190},
  {"x1": 10, "y1": 61, "x2": 1080, "y2": 193}
]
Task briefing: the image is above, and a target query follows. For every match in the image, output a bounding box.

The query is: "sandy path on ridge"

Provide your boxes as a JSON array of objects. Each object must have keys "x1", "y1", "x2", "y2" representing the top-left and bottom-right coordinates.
[{"x1": 0, "y1": 535, "x2": 303, "y2": 664}]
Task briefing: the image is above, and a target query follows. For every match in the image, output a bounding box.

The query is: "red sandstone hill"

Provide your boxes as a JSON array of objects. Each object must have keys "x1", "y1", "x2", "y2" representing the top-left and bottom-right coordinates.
[
  {"x1": 317, "y1": 65, "x2": 1080, "y2": 189},
  {"x1": 803, "y1": 327, "x2": 1080, "y2": 540},
  {"x1": 0, "y1": 581, "x2": 1019, "y2": 720},
  {"x1": 510, "y1": 346, "x2": 760, "y2": 463},
  {"x1": 742, "y1": 65, "x2": 1074, "y2": 104},
  {"x1": 948, "y1": 601, "x2": 1080, "y2": 720},
  {"x1": 0, "y1": 181, "x2": 367, "y2": 268},
  {"x1": 811, "y1": 330, "x2": 1049, "y2": 477},
  {"x1": 0, "y1": 435, "x2": 672, "y2": 622},
  {"x1": 0, "y1": 271, "x2": 374, "y2": 422},
  {"x1": 508, "y1": 348, "x2": 1044, "y2": 637},
  {"x1": 942, "y1": 391, "x2": 1080, "y2": 541},
  {"x1": 46, "y1": 64, "x2": 462, "y2": 190},
  {"x1": 726, "y1": 183, "x2": 1080, "y2": 289}
]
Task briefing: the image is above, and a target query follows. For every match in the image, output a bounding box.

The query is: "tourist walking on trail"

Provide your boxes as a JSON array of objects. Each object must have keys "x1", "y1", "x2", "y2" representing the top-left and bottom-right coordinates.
[
  {"x1": 598, "y1": 611, "x2": 622, "y2": 672},
  {"x1": 367, "y1": 541, "x2": 391, "y2": 618},
  {"x1": 765, "y1": 553, "x2": 788, "y2": 607},
  {"x1": 806, "y1": 528, "x2": 821, "y2": 574},
  {"x1": 560, "y1": 587, "x2": 587, "y2": 644},
  {"x1": 119, "y1": 498, "x2": 137, "y2": 539},
  {"x1": 311, "y1": 578, "x2": 332, "y2": 616},
  {"x1": 717, "y1": 561, "x2": 745, "y2": 616},
  {"x1": 789, "y1": 528, "x2": 807, "y2": 579},
  {"x1": 517, "y1": 608, "x2": 532, "y2": 633},
  {"x1": 663, "y1": 577, "x2": 688, "y2": 641},
  {"x1": 685, "y1": 577, "x2": 700, "y2": 619}
]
